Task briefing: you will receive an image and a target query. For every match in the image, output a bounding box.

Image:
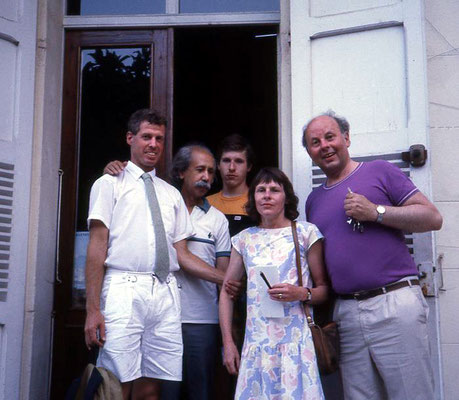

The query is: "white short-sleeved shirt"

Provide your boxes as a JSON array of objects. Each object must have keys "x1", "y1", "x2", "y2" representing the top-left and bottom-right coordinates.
[
  {"x1": 88, "y1": 161, "x2": 194, "y2": 272},
  {"x1": 175, "y1": 199, "x2": 231, "y2": 323}
]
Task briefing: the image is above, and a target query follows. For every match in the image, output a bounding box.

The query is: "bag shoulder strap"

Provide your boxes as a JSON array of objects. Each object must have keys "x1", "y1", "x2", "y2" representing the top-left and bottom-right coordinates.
[
  {"x1": 291, "y1": 220, "x2": 315, "y2": 325},
  {"x1": 291, "y1": 220, "x2": 303, "y2": 287}
]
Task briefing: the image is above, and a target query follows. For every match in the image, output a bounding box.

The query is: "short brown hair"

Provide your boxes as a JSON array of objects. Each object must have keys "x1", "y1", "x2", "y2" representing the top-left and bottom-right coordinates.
[
  {"x1": 127, "y1": 108, "x2": 167, "y2": 135},
  {"x1": 246, "y1": 167, "x2": 299, "y2": 224},
  {"x1": 216, "y1": 134, "x2": 254, "y2": 168}
]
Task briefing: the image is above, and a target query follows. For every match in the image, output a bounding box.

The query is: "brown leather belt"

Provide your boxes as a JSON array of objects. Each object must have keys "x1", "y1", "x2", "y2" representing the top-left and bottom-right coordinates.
[{"x1": 338, "y1": 279, "x2": 420, "y2": 301}]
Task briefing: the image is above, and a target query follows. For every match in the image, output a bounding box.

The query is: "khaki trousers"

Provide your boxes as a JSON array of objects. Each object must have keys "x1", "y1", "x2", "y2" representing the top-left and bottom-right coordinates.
[{"x1": 334, "y1": 284, "x2": 434, "y2": 400}]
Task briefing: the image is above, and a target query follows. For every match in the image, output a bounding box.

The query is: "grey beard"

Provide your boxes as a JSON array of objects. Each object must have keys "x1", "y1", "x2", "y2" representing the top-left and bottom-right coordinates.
[{"x1": 195, "y1": 180, "x2": 211, "y2": 190}]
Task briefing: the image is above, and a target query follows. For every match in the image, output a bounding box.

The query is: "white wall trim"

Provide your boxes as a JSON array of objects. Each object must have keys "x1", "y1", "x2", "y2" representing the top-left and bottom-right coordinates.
[
  {"x1": 63, "y1": 12, "x2": 280, "y2": 28},
  {"x1": 278, "y1": 0, "x2": 292, "y2": 179}
]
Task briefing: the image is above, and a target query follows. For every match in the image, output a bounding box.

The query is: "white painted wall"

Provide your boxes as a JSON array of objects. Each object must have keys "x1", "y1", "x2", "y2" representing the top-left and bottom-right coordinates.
[
  {"x1": 21, "y1": 0, "x2": 64, "y2": 398},
  {"x1": 0, "y1": 0, "x2": 38, "y2": 397},
  {"x1": 425, "y1": 1, "x2": 459, "y2": 399}
]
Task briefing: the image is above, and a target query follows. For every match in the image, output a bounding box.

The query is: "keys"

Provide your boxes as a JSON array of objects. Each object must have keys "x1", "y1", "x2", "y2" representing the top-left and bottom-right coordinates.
[
  {"x1": 346, "y1": 187, "x2": 364, "y2": 233},
  {"x1": 347, "y1": 216, "x2": 364, "y2": 233}
]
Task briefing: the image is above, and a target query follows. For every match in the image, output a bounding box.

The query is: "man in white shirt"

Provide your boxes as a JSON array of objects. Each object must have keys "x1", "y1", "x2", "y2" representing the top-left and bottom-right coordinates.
[
  {"x1": 84, "y1": 109, "x2": 225, "y2": 400},
  {"x1": 160, "y1": 144, "x2": 231, "y2": 400}
]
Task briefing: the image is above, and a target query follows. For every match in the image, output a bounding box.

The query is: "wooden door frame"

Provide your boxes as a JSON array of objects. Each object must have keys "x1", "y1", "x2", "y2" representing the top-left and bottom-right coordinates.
[{"x1": 51, "y1": 29, "x2": 173, "y2": 398}]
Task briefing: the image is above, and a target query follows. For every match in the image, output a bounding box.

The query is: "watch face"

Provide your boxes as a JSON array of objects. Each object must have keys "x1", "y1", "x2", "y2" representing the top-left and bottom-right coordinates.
[{"x1": 377, "y1": 205, "x2": 386, "y2": 214}]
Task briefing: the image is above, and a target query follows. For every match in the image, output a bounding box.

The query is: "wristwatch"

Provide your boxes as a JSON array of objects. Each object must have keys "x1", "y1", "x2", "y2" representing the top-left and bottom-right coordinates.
[
  {"x1": 376, "y1": 205, "x2": 386, "y2": 223},
  {"x1": 304, "y1": 287, "x2": 312, "y2": 303}
]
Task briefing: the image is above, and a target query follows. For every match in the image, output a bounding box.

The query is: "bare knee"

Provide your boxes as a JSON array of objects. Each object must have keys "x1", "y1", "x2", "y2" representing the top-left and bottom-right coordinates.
[
  {"x1": 121, "y1": 381, "x2": 133, "y2": 400},
  {"x1": 132, "y1": 377, "x2": 160, "y2": 400}
]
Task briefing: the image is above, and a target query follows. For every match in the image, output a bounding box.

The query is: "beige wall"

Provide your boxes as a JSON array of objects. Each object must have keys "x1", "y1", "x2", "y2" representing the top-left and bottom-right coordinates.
[
  {"x1": 426, "y1": 1, "x2": 459, "y2": 399},
  {"x1": 22, "y1": 0, "x2": 63, "y2": 398}
]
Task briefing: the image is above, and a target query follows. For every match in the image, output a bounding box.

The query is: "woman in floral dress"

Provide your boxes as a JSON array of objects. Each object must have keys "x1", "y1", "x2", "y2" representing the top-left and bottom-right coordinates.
[{"x1": 219, "y1": 167, "x2": 328, "y2": 400}]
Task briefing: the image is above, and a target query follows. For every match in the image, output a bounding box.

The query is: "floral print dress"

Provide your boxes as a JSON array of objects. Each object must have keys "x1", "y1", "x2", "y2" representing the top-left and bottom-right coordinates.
[{"x1": 231, "y1": 221, "x2": 325, "y2": 400}]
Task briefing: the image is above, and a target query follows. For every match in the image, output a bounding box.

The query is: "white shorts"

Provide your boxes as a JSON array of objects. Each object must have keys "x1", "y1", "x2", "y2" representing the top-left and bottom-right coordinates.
[{"x1": 96, "y1": 269, "x2": 182, "y2": 383}]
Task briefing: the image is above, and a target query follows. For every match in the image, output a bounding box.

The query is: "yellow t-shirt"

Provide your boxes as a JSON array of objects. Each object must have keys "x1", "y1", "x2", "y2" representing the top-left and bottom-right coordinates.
[
  {"x1": 207, "y1": 191, "x2": 248, "y2": 216},
  {"x1": 207, "y1": 191, "x2": 254, "y2": 236}
]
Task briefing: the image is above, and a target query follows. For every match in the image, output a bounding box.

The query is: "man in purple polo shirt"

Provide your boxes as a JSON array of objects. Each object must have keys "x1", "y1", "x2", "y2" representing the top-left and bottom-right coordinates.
[{"x1": 302, "y1": 111, "x2": 443, "y2": 400}]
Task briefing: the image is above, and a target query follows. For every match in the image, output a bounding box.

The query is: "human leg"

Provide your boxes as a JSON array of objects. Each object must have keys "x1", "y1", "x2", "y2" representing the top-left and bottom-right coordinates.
[
  {"x1": 98, "y1": 272, "x2": 183, "y2": 386},
  {"x1": 365, "y1": 286, "x2": 434, "y2": 400},
  {"x1": 160, "y1": 380, "x2": 181, "y2": 400},
  {"x1": 182, "y1": 323, "x2": 219, "y2": 400},
  {"x1": 141, "y1": 275, "x2": 183, "y2": 381},
  {"x1": 97, "y1": 272, "x2": 145, "y2": 383},
  {"x1": 121, "y1": 381, "x2": 133, "y2": 400},
  {"x1": 132, "y1": 377, "x2": 161, "y2": 400},
  {"x1": 334, "y1": 298, "x2": 387, "y2": 400}
]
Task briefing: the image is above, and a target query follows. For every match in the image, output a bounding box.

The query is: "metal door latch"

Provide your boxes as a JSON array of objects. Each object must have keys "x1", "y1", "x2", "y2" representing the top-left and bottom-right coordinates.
[
  {"x1": 418, "y1": 262, "x2": 436, "y2": 297},
  {"x1": 401, "y1": 144, "x2": 427, "y2": 167}
]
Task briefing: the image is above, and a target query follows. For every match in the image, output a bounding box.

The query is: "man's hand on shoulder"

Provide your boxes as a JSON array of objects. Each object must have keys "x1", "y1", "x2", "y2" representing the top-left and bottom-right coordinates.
[
  {"x1": 84, "y1": 309, "x2": 106, "y2": 350},
  {"x1": 104, "y1": 160, "x2": 127, "y2": 176},
  {"x1": 344, "y1": 191, "x2": 377, "y2": 222}
]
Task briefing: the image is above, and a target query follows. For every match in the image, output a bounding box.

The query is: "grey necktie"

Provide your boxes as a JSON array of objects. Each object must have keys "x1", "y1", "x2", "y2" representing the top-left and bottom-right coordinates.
[{"x1": 141, "y1": 173, "x2": 170, "y2": 281}]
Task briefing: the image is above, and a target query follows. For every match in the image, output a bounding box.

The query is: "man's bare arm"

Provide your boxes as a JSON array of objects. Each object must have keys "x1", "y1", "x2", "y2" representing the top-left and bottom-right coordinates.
[
  {"x1": 84, "y1": 220, "x2": 109, "y2": 349},
  {"x1": 174, "y1": 239, "x2": 226, "y2": 285},
  {"x1": 344, "y1": 191, "x2": 442, "y2": 233}
]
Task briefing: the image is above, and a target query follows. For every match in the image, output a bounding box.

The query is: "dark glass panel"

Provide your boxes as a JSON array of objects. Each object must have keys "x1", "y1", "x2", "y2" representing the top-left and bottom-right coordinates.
[
  {"x1": 67, "y1": 0, "x2": 165, "y2": 15},
  {"x1": 72, "y1": 47, "x2": 151, "y2": 307}
]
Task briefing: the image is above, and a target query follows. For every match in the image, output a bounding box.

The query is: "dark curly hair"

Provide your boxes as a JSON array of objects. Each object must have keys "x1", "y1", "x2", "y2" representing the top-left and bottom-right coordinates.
[{"x1": 246, "y1": 167, "x2": 299, "y2": 224}]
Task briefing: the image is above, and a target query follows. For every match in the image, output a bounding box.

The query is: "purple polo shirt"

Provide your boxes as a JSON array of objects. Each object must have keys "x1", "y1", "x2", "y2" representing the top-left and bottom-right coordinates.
[{"x1": 306, "y1": 160, "x2": 419, "y2": 294}]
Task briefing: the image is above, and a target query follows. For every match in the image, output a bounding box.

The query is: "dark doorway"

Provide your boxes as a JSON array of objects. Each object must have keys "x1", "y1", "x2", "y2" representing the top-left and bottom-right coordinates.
[
  {"x1": 173, "y1": 25, "x2": 278, "y2": 184},
  {"x1": 52, "y1": 24, "x2": 279, "y2": 399}
]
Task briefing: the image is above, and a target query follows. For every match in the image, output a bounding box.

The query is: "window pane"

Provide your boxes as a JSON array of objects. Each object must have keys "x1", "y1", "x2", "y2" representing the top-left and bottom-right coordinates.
[
  {"x1": 72, "y1": 47, "x2": 151, "y2": 307},
  {"x1": 180, "y1": 0, "x2": 279, "y2": 13},
  {"x1": 68, "y1": 0, "x2": 165, "y2": 15}
]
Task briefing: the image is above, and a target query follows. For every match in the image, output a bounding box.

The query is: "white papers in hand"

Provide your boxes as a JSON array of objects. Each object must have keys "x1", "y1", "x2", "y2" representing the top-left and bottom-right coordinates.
[{"x1": 255, "y1": 266, "x2": 284, "y2": 318}]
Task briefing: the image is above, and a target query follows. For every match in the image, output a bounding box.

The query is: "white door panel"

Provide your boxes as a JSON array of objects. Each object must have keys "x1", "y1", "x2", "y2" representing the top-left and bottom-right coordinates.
[
  {"x1": 311, "y1": 25, "x2": 408, "y2": 155},
  {"x1": 290, "y1": 0, "x2": 430, "y2": 203},
  {"x1": 287, "y1": 0, "x2": 441, "y2": 398}
]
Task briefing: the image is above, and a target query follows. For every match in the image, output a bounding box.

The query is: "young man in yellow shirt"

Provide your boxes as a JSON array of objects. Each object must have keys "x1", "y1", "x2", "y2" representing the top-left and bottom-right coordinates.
[{"x1": 207, "y1": 134, "x2": 255, "y2": 237}]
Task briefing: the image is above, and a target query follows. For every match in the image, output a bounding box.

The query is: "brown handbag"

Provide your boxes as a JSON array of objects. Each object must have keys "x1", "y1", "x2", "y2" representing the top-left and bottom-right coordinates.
[{"x1": 291, "y1": 221, "x2": 340, "y2": 375}]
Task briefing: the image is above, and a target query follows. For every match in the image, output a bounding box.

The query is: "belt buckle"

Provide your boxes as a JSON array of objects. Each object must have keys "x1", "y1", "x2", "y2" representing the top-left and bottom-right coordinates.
[{"x1": 353, "y1": 292, "x2": 362, "y2": 300}]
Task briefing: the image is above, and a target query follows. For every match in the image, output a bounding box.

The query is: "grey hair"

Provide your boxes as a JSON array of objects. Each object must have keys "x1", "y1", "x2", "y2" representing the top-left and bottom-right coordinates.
[
  {"x1": 170, "y1": 144, "x2": 215, "y2": 189},
  {"x1": 301, "y1": 110, "x2": 350, "y2": 149}
]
